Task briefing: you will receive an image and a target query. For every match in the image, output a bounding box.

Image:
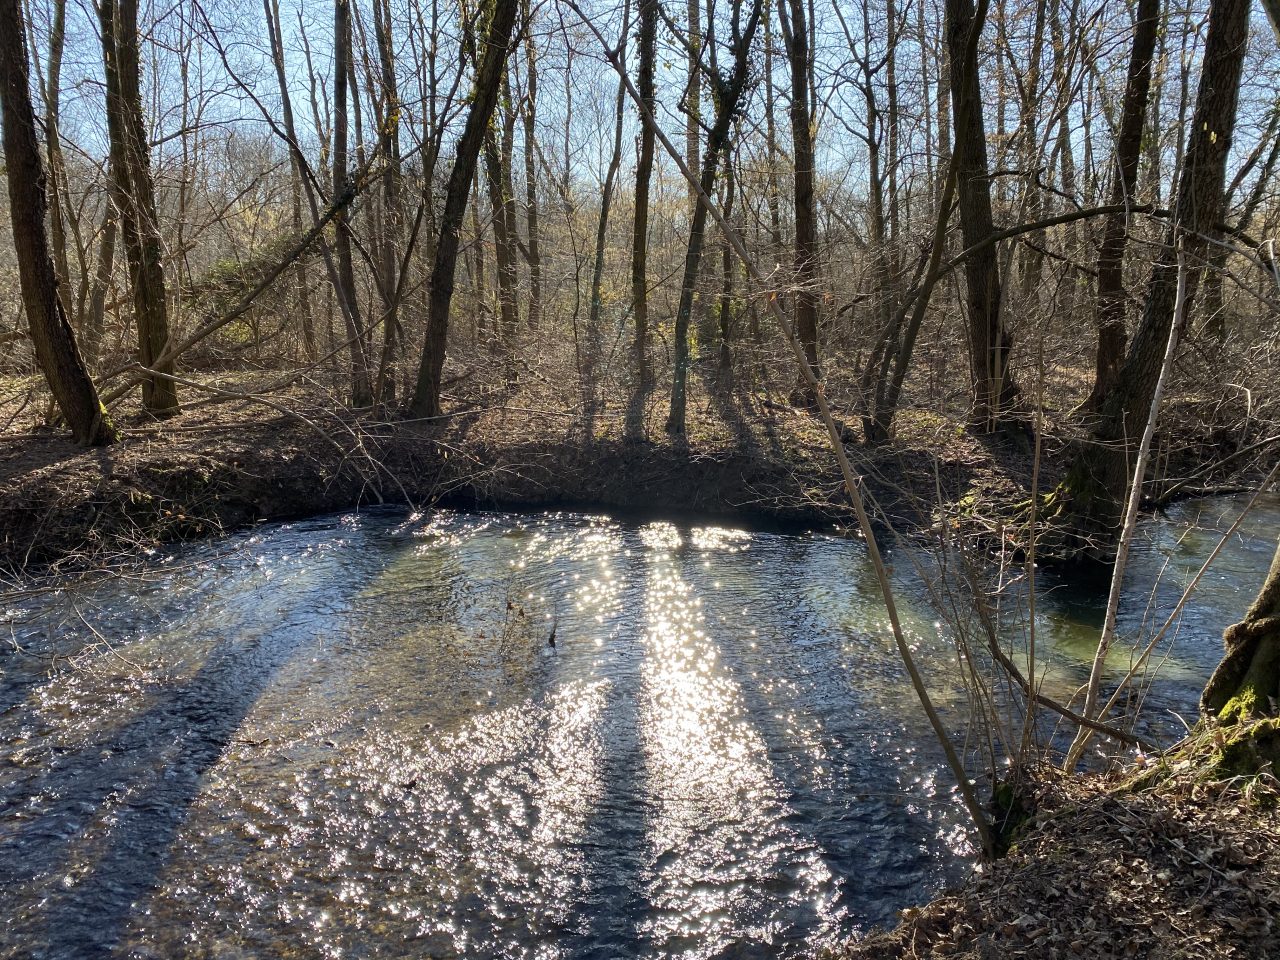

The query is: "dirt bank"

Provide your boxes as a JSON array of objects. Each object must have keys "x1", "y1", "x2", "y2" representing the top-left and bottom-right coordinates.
[
  {"x1": 0, "y1": 388, "x2": 1018, "y2": 572},
  {"x1": 1, "y1": 370, "x2": 1269, "y2": 574},
  {"x1": 834, "y1": 752, "x2": 1280, "y2": 960}
]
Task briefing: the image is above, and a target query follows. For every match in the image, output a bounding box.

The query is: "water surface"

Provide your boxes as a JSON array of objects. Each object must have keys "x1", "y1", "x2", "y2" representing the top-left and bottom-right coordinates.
[{"x1": 1, "y1": 496, "x2": 1276, "y2": 958}]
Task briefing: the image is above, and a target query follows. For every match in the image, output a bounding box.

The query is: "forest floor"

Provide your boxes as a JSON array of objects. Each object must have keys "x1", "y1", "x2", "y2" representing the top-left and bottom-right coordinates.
[
  {"x1": 835, "y1": 746, "x2": 1280, "y2": 960},
  {"x1": 0, "y1": 357, "x2": 1268, "y2": 575}
]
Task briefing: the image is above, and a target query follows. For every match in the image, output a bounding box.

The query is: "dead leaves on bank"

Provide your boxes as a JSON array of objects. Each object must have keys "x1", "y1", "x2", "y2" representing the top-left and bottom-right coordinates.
[{"x1": 836, "y1": 771, "x2": 1280, "y2": 959}]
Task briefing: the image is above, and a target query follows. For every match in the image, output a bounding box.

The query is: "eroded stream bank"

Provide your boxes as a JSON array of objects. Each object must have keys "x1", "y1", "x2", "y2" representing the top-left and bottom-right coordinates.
[{"x1": 2, "y1": 497, "x2": 1276, "y2": 958}]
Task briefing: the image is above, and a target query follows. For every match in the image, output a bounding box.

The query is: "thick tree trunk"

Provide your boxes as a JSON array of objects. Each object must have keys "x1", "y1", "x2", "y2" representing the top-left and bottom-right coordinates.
[
  {"x1": 1052, "y1": 0, "x2": 1250, "y2": 559},
  {"x1": 409, "y1": 0, "x2": 519, "y2": 418},
  {"x1": 99, "y1": 0, "x2": 178, "y2": 415},
  {"x1": 1203, "y1": 539, "x2": 1280, "y2": 723},
  {"x1": 1084, "y1": 0, "x2": 1160, "y2": 412},
  {"x1": 945, "y1": 0, "x2": 1017, "y2": 429},
  {"x1": 0, "y1": 0, "x2": 116, "y2": 445}
]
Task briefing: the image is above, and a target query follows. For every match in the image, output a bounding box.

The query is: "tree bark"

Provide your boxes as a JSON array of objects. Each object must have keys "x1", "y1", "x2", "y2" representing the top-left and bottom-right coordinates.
[
  {"x1": 665, "y1": 0, "x2": 764, "y2": 437},
  {"x1": 483, "y1": 124, "x2": 520, "y2": 344},
  {"x1": 945, "y1": 0, "x2": 1018, "y2": 429},
  {"x1": 1203, "y1": 538, "x2": 1280, "y2": 723},
  {"x1": 99, "y1": 0, "x2": 179, "y2": 414},
  {"x1": 0, "y1": 0, "x2": 116, "y2": 445},
  {"x1": 631, "y1": 0, "x2": 657, "y2": 384},
  {"x1": 781, "y1": 0, "x2": 820, "y2": 404},
  {"x1": 1084, "y1": 0, "x2": 1160, "y2": 412},
  {"x1": 372, "y1": 0, "x2": 403, "y2": 404},
  {"x1": 521, "y1": 0, "x2": 543, "y2": 332},
  {"x1": 409, "y1": 0, "x2": 519, "y2": 418},
  {"x1": 1052, "y1": 0, "x2": 1251, "y2": 560},
  {"x1": 587, "y1": 13, "x2": 630, "y2": 423},
  {"x1": 332, "y1": 0, "x2": 373, "y2": 407}
]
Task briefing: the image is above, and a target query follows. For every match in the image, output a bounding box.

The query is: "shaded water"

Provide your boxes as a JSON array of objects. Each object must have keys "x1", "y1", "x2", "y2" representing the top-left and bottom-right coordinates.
[{"x1": 1, "y1": 496, "x2": 1277, "y2": 959}]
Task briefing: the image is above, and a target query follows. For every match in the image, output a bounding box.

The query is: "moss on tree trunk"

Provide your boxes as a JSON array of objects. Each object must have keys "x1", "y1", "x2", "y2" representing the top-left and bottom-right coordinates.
[{"x1": 1203, "y1": 541, "x2": 1280, "y2": 725}]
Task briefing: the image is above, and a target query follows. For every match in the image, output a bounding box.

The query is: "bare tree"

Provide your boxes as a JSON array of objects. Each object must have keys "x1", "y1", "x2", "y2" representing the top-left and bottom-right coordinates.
[
  {"x1": 666, "y1": 0, "x2": 765, "y2": 438},
  {"x1": 409, "y1": 0, "x2": 520, "y2": 418},
  {"x1": 0, "y1": 0, "x2": 116, "y2": 445},
  {"x1": 1084, "y1": 0, "x2": 1160, "y2": 412},
  {"x1": 99, "y1": 0, "x2": 179, "y2": 414}
]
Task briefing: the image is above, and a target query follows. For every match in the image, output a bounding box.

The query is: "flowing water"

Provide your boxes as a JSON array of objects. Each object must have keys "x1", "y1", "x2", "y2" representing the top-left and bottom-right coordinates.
[{"x1": 2, "y1": 495, "x2": 1278, "y2": 959}]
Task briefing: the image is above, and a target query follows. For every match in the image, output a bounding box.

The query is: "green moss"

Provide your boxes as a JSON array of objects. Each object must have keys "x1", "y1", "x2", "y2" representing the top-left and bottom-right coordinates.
[{"x1": 1209, "y1": 718, "x2": 1280, "y2": 778}]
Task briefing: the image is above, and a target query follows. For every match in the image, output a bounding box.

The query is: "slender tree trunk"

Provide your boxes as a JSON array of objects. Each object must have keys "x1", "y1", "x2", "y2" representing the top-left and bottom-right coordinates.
[
  {"x1": 631, "y1": 0, "x2": 657, "y2": 384},
  {"x1": 1084, "y1": 0, "x2": 1159, "y2": 412},
  {"x1": 409, "y1": 0, "x2": 519, "y2": 418},
  {"x1": 521, "y1": 0, "x2": 543, "y2": 332},
  {"x1": 685, "y1": 0, "x2": 702, "y2": 211},
  {"x1": 762, "y1": 9, "x2": 784, "y2": 252},
  {"x1": 717, "y1": 164, "x2": 736, "y2": 389},
  {"x1": 781, "y1": 0, "x2": 820, "y2": 404},
  {"x1": 483, "y1": 125, "x2": 520, "y2": 344},
  {"x1": 0, "y1": 0, "x2": 116, "y2": 445},
  {"x1": 372, "y1": 0, "x2": 403, "y2": 404},
  {"x1": 43, "y1": 0, "x2": 72, "y2": 294},
  {"x1": 666, "y1": 0, "x2": 763, "y2": 437},
  {"x1": 99, "y1": 0, "x2": 178, "y2": 414},
  {"x1": 587, "y1": 27, "x2": 630, "y2": 423},
  {"x1": 333, "y1": 0, "x2": 373, "y2": 406},
  {"x1": 84, "y1": 210, "x2": 117, "y2": 368}
]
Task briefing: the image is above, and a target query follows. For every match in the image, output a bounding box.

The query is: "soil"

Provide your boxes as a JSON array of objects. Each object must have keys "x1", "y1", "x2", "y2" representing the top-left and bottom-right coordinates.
[
  {"x1": 834, "y1": 751, "x2": 1280, "y2": 960},
  {"x1": 0, "y1": 376, "x2": 1050, "y2": 575},
  {"x1": 0, "y1": 362, "x2": 1269, "y2": 576}
]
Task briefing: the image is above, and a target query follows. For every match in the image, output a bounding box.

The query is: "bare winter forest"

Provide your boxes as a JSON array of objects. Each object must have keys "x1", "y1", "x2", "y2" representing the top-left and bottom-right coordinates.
[{"x1": 2, "y1": 0, "x2": 1278, "y2": 513}]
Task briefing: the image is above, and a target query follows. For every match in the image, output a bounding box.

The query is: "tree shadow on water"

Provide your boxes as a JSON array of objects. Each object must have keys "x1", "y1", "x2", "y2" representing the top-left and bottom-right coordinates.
[{"x1": 0, "y1": 605, "x2": 331, "y2": 958}]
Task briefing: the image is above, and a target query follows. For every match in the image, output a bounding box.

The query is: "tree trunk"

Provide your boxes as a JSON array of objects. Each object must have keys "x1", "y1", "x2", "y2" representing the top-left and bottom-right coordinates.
[
  {"x1": 409, "y1": 0, "x2": 519, "y2": 418},
  {"x1": 521, "y1": 0, "x2": 543, "y2": 332},
  {"x1": 372, "y1": 0, "x2": 403, "y2": 404},
  {"x1": 1203, "y1": 538, "x2": 1280, "y2": 724},
  {"x1": 99, "y1": 0, "x2": 179, "y2": 414},
  {"x1": 781, "y1": 0, "x2": 820, "y2": 405},
  {"x1": 666, "y1": 0, "x2": 763, "y2": 437},
  {"x1": 483, "y1": 125, "x2": 520, "y2": 344},
  {"x1": 43, "y1": 0, "x2": 72, "y2": 295},
  {"x1": 946, "y1": 0, "x2": 1017, "y2": 430},
  {"x1": 84, "y1": 210, "x2": 117, "y2": 368},
  {"x1": 631, "y1": 0, "x2": 657, "y2": 384},
  {"x1": 587, "y1": 27, "x2": 630, "y2": 423},
  {"x1": 0, "y1": 0, "x2": 117, "y2": 445},
  {"x1": 1084, "y1": 0, "x2": 1159, "y2": 412},
  {"x1": 685, "y1": 0, "x2": 702, "y2": 211},
  {"x1": 1051, "y1": 0, "x2": 1251, "y2": 560},
  {"x1": 332, "y1": 0, "x2": 373, "y2": 407}
]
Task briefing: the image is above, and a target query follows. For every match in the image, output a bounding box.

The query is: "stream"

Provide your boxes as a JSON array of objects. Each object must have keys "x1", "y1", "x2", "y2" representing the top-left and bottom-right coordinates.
[{"x1": 2, "y1": 495, "x2": 1277, "y2": 959}]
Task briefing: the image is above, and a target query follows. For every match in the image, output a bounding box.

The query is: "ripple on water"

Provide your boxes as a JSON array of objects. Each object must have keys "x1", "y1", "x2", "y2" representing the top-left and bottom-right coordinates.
[{"x1": 2, "y1": 497, "x2": 1276, "y2": 958}]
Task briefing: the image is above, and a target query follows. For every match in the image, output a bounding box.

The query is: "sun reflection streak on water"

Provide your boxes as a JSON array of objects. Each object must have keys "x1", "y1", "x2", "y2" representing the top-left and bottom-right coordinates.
[{"x1": 635, "y1": 523, "x2": 837, "y2": 957}]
